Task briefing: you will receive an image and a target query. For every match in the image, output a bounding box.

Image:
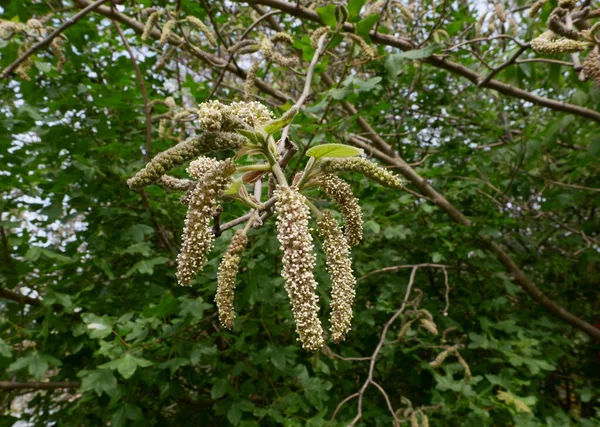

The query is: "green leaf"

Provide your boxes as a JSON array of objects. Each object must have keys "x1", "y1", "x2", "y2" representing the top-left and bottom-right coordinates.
[
  {"x1": 353, "y1": 76, "x2": 382, "y2": 92},
  {"x1": 237, "y1": 129, "x2": 264, "y2": 145},
  {"x1": 81, "y1": 313, "x2": 114, "y2": 339},
  {"x1": 0, "y1": 338, "x2": 11, "y2": 358},
  {"x1": 228, "y1": 401, "x2": 242, "y2": 425},
  {"x1": 125, "y1": 256, "x2": 169, "y2": 277},
  {"x1": 393, "y1": 44, "x2": 438, "y2": 61},
  {"x1": 385, "y1": 54, "x2": 404, "y2": 78},
  {"x1": 330, "y1": 85, "x2": 353, "y2": 100},
  {"x1": 307, "y1": 143, "x2": 363, "y2": 159},
  {"x1": 355, "y1": 13, "x2": 379, "y2": 39},
  {"x1": 225, "y1": 178, "x2": 243, "y2": 196},
  {"x1": 79, "y1": 369, "x2": 119, "y2": 397},
  {"x1": 143, "y1": 293, "x2": 180, "y2": 317},
  {"x1": 496, "y1": 390, "x2": 536, "y2": 413},
  {"x1": 99, "y1": 354, "x2": 153, "y2": 379},
  {"x1": 263, "y1": 106, "x2": 298, "y2": 135},
  {"x1": 211, "y1": 378, "x2": 230, "y2": 399},
  {"x1": 7, "y1": 353, "x2": 52, "y2": 380},
  {"x1": 348, "y1": 0, "x2": 366, "y2": 18},
  {"x1": 316, "y1": 5, "x2": 337, "y2": 29},
  {"x1": 365, "y1": 220, "x2": 380, "y2": 234},
  {"x1": 34, "y1": 61, "x2": 52, "y2": 73}
]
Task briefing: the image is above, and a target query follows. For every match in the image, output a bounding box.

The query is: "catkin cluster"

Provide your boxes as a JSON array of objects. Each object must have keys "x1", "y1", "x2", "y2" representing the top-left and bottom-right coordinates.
[
  {"x1": 275, "y1": 186, "x2": 325, "y2": 351},
  {"x1": 215, "y1": 231, "x2": 247, "y2": 329},
  {"x1": 127, "y1": 132, "x2": 246, "y2": 190},
  {"x1": 125, "y1": 98, "x2": 406, "y2": 352},
  {"x1": 319, "y1": 174, "x2": 363, "y2": 247},
  {"x1": 177, "y1": 159, "x2": 236, "y2": 285},
  {"x1": 1, "y1": 18, "x2": 66, "y2": 80},
  {"x1": 322, "y1": 158, "x2": 403, "y2": 189},
  {"x1": 318, "y1": 211, "x2": 356, "y2": 343},
  {"x1": 584, "y1": 49, "x2": 600, "y2": 86},
  {"x1": 530, "y1": 30, "x2": 590, "y2": 53}
]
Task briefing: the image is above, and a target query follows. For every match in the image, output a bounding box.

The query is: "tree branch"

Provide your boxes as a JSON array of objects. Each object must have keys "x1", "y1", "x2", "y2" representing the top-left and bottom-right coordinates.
[
  {"x1": 237, "y1": 0, "x2": 600, "y2": 123},
  {"x1": 0, "y1": 381, "x2": 80, "y2": 390},
  {"x1": 0, "y1": 289, "x2": 42, "y2": 307},
  {"x1": 0, "y1": 0, "x2": 110, "y2": 79}
]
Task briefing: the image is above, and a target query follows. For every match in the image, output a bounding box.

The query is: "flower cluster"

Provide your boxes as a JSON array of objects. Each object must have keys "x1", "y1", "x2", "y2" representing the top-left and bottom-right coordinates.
[
  {"x1": 0, "y1": 18, "x2": 66, "y2": 80},
  {"x1": 530, "y1": 30, "x2": 590, "y2": 53},
  {"x1": 319, "y1": 174, "x2": 363, "y2": 247},
  {"x1": 322, "y1": 157, "x2": 403, "y2": 189},
  {"x1": 127, "y1": 132, "x2": 246, "y2": 190},
  {"x1": 187, "y1": 156, "x2": 220, "y2": 179},
  {"x1": 177, "y1": 159, "x2": 236, "y2": 285},
  {"x1": 317, "y1": 211, "x2": 356, "y2": 343},
  {"x1": 275, "y1": 186, "x2": 324, "y2": 351},
  {"x1": 584, "y1": 49, "x2": 600, "y2": 87},
  {"x1": 126, "y1": 98, "x2": 405, "y2": 351},
  {"x1": 215, "y1": 230, "x2": 248, "y2": 329}
]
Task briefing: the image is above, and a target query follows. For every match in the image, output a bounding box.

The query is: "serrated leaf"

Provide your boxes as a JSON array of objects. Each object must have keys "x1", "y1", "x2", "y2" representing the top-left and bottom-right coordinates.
[
  {"x1": 78, "y1": 369, "x2": 118, "y2": 397},
  {"x1": 307, "y1": 143, "x2": 363, "y2": 159},
  {"x1": 81, "y1": 313, "x2": 114, "y2": 339}
]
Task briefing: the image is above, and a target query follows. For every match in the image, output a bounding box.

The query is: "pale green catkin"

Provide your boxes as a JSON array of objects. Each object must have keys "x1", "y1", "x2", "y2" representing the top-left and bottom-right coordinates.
[
  {"x1": 275, "y1": 186, "x2": 324, "y2": 351},
  {"x1": 321, "y1": 157, "x2": 403, "y2": 189},
  {"x1": 142, "y1": 11, "x2": 159, "y2": 41},
  {"x1": 126, "y1": 132, "x2": 246, "y2": 190},
  {"x1": 215, "y1": 231, "x2": 247, "y2": 329},
  {"x1": 244, "y1": 62, "x2": 259, "y2": 102},
  {"x1": 158, "y1": 175, "x2": 195, "y2": 191},
  {"x1": 344, "y1": 33, "x2": 377, "y2": 60},
  {"x1": 160, "y1": 19, "x2": 177, "y2": 46},
  {"x1": 311, "y1": 27, "x2": 329, "y2": 49},
  {"x1": 177, "y1": 160, "x2": 236, "y2": 285},
  {"x1": 317, "y1": 211, "x2": 356, "y2": 343},
  {"x1": 530, "y1": 30, "x2": 590, "y2": 53},
  {"x1": 228, "y1": 39, "x2": 256, "y2": 54},
  {"x1": 186, "y1": 16, "x2": 217, "y2": 46},
  {"x1": 319, "y1": 174, "x2": 363, "y2": 247}
]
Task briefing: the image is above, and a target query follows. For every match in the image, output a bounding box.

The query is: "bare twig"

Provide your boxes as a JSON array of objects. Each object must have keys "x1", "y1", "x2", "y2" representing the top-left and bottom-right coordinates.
[
  {"x1": 478, "y1": 44, "x2": 530, "y2": 87},
  {"x1": 111, "y1": 19, "x2": 152, "y2": 160}
]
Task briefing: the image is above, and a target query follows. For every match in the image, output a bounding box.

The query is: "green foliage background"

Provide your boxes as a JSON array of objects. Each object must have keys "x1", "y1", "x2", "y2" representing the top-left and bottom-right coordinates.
[{"x1": 1, "y1": 0, "x2": 599, "y2": 425}]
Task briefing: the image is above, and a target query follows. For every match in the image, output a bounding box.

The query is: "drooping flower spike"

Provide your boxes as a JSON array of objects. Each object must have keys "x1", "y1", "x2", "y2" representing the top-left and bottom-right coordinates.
[{"x1": 275, "y1": 186, "x2": 324, "y2": 351}]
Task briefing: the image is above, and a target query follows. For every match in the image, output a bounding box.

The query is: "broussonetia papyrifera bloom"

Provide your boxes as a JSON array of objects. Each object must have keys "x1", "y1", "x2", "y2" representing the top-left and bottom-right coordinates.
[{"x1": 127, "y1": 100, "x2": 403, "y2": 351}]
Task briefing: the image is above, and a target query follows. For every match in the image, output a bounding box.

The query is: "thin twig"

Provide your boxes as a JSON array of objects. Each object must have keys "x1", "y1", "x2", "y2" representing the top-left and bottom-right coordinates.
[
  {"x1": 111, "y1": 19, "x2": 153, "y2": 161},
  {"x1": 478, "y1": 44, "x2": 530, "y2": 86},
  {"x1": 357, "y1": 263, "x2": 451, "y2": 282},
  {"x1": 278, "y1": 32, "x2": 328, "y2": 146}
]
